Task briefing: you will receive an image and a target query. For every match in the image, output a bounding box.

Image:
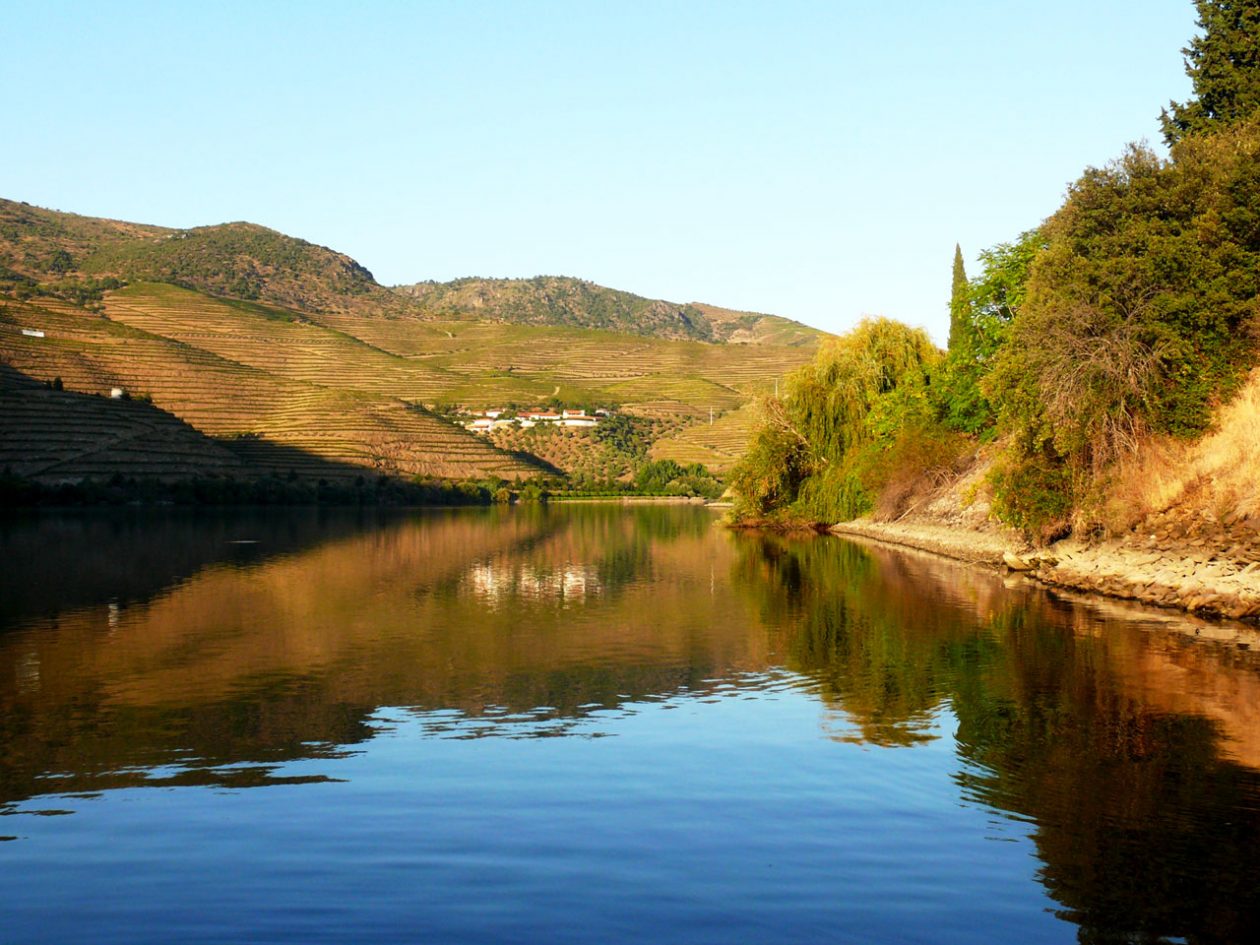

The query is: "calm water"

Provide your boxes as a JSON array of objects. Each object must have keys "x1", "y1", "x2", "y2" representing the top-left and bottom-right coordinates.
[{"x1": 3, "y1": 505, "x2": 1260, "y2": 944}]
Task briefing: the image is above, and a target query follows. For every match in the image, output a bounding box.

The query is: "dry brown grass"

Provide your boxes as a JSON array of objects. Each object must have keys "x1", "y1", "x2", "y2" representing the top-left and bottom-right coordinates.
[
  {"x1": 1094, "y1": 368, "x2": 1260, "y2": 532},
  {"x1": 871, "y1": 429, "x2": 975, "y2": 522}
]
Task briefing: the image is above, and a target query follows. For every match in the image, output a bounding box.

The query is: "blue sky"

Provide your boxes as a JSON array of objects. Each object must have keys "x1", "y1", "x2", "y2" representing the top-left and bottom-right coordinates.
[{"x1": 3, "y1": 1, "x2": 1196, "y2": 341}]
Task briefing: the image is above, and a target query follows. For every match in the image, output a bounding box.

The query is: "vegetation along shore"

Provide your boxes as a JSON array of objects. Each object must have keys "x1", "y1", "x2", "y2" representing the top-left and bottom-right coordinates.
[
  {"x1": 3, "y1": 1, "x2": 1258, "y2": 623},
  {"x1": 726, "y1": 0, "x2": 1260, "y2": 623}
]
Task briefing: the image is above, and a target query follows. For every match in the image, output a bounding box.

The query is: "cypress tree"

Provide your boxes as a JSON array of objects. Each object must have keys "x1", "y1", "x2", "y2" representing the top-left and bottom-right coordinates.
[
  {"x1": 947, "y1": 243, "x2": 969, "y2": 353},
  {"x1": 1161, "y1": 0, "x2": 1260, "y2": 145}
]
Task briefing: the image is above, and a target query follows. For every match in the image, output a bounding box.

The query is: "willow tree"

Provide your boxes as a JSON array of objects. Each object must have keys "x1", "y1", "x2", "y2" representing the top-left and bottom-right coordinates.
[{"x1": 730, "y1": 318, "x2": 942, "y2": 523}]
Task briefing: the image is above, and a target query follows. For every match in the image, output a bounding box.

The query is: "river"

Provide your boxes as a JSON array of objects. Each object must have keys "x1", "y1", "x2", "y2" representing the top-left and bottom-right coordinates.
[{"x1": 2, "y1": 505, "x2": 1258, "y2": 944}]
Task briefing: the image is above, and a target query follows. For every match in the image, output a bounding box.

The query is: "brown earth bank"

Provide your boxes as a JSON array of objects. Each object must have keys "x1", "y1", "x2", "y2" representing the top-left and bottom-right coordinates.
[{"x1": 832, "y1": 500, "x2": 1260, "y2": 627}]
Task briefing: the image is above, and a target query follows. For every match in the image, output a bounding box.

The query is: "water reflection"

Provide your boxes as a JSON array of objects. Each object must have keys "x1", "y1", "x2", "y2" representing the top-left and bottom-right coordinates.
[
  {"x1": 0, "y1": 505, "x2": 769, "y2": 807},
  {"x1": 737, "y1": 533, "x2": 1260, "y2": 944},
  {"x1": 3, "y1": 506, "x2": 1260, "y2": 942}
]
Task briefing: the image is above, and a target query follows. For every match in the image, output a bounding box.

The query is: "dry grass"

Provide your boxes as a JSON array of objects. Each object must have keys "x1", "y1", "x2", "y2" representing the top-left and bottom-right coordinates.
[
  {"x1": 1095, "y1": 368, "x2": 1260, "y2": 532},
  {"x1": 870, "y1": 430, "x2": 975, "y2": 522}
]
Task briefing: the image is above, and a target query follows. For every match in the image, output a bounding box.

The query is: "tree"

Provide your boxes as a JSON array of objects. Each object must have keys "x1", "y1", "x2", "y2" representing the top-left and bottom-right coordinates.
[
  {"x1": 729, "y1": 318, "x2": 942, "y2": 522},
  {"x1": 1161, "y1": 0, "x2": 1260, "y2": 145},
  {"x1": 947, "y1": 244, "x2": 969, "y2": 353},
  {"x1": 934, "y1": 230, "x2": 1043, "y2": 436},
  {"x1": 989, "y1": 125, "x2": 1260, "y2": 479},
  {"x1": 47, "y1": 249, "x2": 73, "y2": 275}
]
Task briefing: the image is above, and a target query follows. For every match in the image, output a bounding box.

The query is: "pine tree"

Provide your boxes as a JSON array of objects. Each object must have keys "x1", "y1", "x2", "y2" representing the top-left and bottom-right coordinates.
[
  {"x1": 1161, "y1": 0, "x2": 1260, "y2": 145},
  {"x1": 947, "y1": 244, "x2": 969, "y2": 353}
]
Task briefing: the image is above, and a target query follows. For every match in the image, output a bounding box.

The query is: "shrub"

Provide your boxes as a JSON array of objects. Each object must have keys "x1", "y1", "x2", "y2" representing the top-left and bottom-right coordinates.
[{"x1": 989, "y1": 453, "x2": 1075, "y2": 544}]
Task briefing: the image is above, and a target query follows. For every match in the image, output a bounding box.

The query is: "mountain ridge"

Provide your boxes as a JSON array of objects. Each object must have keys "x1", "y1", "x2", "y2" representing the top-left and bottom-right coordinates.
[{"x1": 392, "y1": 275, "x2": 820, "y2": 345}]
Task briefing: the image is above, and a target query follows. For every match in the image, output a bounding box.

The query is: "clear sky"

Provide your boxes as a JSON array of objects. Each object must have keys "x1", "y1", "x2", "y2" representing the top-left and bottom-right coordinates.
[{"x1": 2, "y1": 0, "x2": 1196, "y2": 342}]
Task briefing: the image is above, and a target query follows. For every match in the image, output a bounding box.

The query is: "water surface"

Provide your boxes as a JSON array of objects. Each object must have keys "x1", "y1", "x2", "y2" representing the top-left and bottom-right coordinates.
[{"x1": 3, "y1": 505, "x2": 1259, "y2": 944}]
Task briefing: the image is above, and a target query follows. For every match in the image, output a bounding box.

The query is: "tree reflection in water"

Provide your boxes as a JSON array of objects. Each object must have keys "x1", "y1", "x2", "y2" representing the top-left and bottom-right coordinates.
[
  {"x1": 735, "y1": 531, "x2": 1260, "y2": 944},
  {"x1": 4, "y1": 507, "x2": 1260, "y2": 942}
]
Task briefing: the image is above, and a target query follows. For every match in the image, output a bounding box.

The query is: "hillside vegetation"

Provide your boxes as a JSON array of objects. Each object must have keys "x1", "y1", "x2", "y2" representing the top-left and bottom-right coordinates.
[
  {"x1": 2, "y1": 198, "x2": 822, "y2": 346},
  {"x1": 1, "y1": 198, "x2": 823, "y2": 487},
  {"x1": 393, "y1": 275, "x2": 821, "y2": 346},
  {"x1": 0, "y1": 199, "x2": 408, "y2": 316},
  {"x1": 0, "y1": 295, "x2": 542, "y2": 482},
  {"x1": 730, "y1": 0, "x2": 1260, "y2": 544}
]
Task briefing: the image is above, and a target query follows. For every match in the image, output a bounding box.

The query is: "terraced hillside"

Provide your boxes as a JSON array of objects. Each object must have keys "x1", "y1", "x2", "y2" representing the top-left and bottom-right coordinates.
[
  {"x1": 104, "y1": 284, "x2": 457, "y2": 401},
  {"x1": 103, "y1": 285, "x2": 776, "y2": 419},
  {"x1": 310, "y1": 312, "x2": 810, "y2": 419},
  {"x1": 0, "y1": 366, "x2": 246, "y2": 482},
  {"x1": 2, "y1": 197, "x2": 825, "y2": 480},
  {"x1": 649, "y1": 403, "x2": 761, "y2": 473},
  {"x1": 0, "y1": 298, "x2": 539, "y2": 481}
]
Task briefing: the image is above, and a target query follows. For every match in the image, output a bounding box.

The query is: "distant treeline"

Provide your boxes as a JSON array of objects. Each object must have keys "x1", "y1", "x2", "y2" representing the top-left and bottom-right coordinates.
[
  {"x1": 730, "y1": 0, "x2": 1260, "y2": 541},
  {"x1": 0, "y1": 458, "x2": 724, "y2": 509},
  {"x1": 0, "y1": 472, "x2": 515, "y2": 509}
]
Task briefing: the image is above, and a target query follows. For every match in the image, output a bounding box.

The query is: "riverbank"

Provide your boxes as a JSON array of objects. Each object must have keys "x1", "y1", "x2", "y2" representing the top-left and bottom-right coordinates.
[
  {"x1": 547, "y1": 494, "x2": 710, "y2": 504},
  {"x1": 832, "y1": 507, "x2": 1260, "y2": 624}
]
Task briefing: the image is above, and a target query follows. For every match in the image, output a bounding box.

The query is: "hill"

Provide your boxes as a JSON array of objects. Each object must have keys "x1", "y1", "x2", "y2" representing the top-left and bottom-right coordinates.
[
  {"x1": 0, "y1": 294, "x2": 542, "y2": 481},
  {"x1": 0, "y1": 198, "x2": 408, "y2": 317},
  {"x1": 392, "y1": 275, "x2": 820, "y2": 345},
  {"x1": 0, "y1": 364, "x2": 246, "y2": 482},
  {"x1": 3, "y1": 199, "x2": 823, "y2": 346},
  {"x1": 1, "y1": 198, "x2": 824, "y2": 485},
  {"x1": 1, "y1": 280, "x2": 813, "y2": 484}
]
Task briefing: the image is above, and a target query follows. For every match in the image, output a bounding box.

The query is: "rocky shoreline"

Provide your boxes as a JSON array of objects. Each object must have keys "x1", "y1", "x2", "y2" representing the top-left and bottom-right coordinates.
[{"x1": 831, "y1": 516, "x2": 1260, "y2": 625}]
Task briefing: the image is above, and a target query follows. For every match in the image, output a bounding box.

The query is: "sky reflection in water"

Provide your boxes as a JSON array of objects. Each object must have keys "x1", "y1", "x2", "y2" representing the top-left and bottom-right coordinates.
[{"x1": 2, "y1": 505, "x2": 1259, "y2": 944}]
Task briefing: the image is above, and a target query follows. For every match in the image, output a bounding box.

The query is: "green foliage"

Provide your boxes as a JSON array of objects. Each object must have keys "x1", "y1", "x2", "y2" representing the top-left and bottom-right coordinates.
[
  {"x1": 988, "y1": 453, "x2": 1075, "y2": 543},
  {"x1": 634, "y1": 459, "x2": 723, "y2": 498},
  {"x1": 517, "y1": 482, "x2": 549, "y2": 503},
  {"x1": 792, "y1": 463, "x2": 870, "y2": 523},
  {"x1": 947, "y1": 244, "x2": 969, "y2": 353},
  {"x1": 593, "y1": 413, "x2": 649, "y2": 457},
  {"x1": 729, "y1": 319, "x2": 942, "y2": 524},
  {"x1": 789, "y1": 318, "x2": 941, "y2": 466},
  {"x1": 935, "y1": 230, "x2": 1044, "y2": 435},
  {"x1": 990, "y1": 126, "x2": 1260, "y2": 477},
  {"x1": 47, "y1": 249, "x2": 73, "y2": 275},
  {"x1": 1161, "y1": 0, "x2": 1260, "y2": 145},
  {"x1": 727, "y1": 419, "x2": 812, "y2": 519}
]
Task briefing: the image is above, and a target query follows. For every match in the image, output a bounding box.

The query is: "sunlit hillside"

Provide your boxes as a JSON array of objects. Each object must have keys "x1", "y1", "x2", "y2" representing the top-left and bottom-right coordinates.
[
  {"x1": 0, "y1": 198, "x2": 830, "y2": 482},
  {"x1": 393, "y1": 275, "x2": 822, "y2": 346},
  {"x1": 0, "y1": 296, "x2": 540, "y2": 481},
  {"x1": 1100, "y1": 368, "x2": 1260, "y2": 532}
]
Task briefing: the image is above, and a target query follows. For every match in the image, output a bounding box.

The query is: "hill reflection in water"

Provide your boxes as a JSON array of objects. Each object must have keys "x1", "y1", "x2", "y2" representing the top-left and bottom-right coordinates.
[{"x1": 3, "y1": 505, "x2": 1260, "y2": 943}]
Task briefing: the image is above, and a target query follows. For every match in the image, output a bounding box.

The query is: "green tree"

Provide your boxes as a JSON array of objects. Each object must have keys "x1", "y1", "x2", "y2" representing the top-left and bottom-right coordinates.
[
  {"x1": 47, "y1": 249, "x2": 73, "y2": 275},
  {"x1": 1161, "y1": 0, "x2": 1260, "y2": 145},
  {"x1": 935, "y1": 231, "x2": 1043, "y2": 436},
  {"x1": 729, "y1": 318, "x2": 942, "y2": 523},
  {"x1": 947, "y1": 244, "x2": 969, "y2": 353},
  {"x1": 990, "y1": 128, "x2": 1260, "y2": 481}
]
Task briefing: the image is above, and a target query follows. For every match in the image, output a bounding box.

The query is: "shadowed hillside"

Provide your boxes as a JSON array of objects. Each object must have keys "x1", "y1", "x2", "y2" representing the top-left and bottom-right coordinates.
[
  {"x1": 0, "y1": 364, "x2": 245, "y2": 482},
  {"x1": 0, "y1": 298, "x2": 541, "y2": 481}
]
